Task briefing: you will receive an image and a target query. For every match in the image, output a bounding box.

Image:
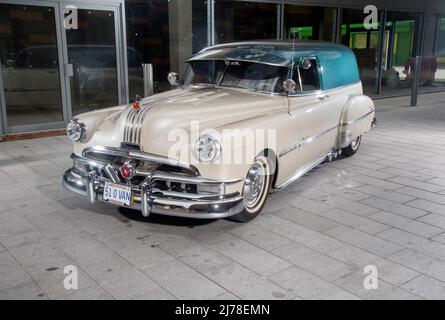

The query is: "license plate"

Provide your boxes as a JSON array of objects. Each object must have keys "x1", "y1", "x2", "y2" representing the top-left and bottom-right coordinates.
[{"x1": 103, "y1": 182, "x2": 132, "y2": 206}]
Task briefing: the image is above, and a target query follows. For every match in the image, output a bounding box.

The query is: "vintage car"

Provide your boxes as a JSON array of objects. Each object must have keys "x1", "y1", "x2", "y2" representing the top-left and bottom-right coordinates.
[{"x1": 63, "y1": 41, "x2": 376, "y2": 222}]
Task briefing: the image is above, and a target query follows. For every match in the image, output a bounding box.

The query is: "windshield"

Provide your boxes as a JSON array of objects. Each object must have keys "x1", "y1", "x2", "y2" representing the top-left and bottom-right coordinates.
[{"x1": 182, "y1": 60, "x2": 288, "y2": 94}]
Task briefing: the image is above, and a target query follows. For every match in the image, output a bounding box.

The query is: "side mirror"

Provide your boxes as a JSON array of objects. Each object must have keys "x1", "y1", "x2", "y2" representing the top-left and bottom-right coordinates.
[
  {"x1": 299, "y1": 58, "x2": 312, "y2": 70},
  {"x1": 167, "y1": 72, "x2": 179, "y2": 86},
  {"x1": 282, "y1": 79, "x2": 296, "y2": 94}
]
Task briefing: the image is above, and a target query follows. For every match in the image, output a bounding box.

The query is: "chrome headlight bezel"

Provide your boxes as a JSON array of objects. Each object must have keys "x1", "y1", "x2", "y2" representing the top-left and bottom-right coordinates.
[
  {"x1": 66, "y1": 119, "x2": 86, "y2": 142},
  {"x1": 193, "y1": 135, "x2": 221, "y2": 163}
]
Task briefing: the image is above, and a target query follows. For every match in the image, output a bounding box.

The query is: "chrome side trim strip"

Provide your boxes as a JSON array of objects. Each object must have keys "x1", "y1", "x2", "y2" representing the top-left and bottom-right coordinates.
[
  {"x1": 279, "y1": 124, "x2": 339, "y2": 158},
  {"x1": 279, "y1": 109, "x2": 375, "y2": 158},
  {"x1": 275, "y1": 152, "x2": 329, "y2": 190},
  {"x1": 300, "y1": 124, "x2": 339, "y2": 147},
  {"x1": 340, "y1": 109, "x2": 375, "y2": 127}
]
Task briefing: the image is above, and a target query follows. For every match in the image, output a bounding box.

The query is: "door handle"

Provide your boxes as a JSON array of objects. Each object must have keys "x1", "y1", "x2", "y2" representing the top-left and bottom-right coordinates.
[{"x1": 318, "y1": 94, "x2": 330, "y2": 101}]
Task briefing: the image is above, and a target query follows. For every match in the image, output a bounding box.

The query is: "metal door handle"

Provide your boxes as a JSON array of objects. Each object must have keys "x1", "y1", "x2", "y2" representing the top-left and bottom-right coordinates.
[{"x1": 318, "y1": 94, "x2": 329, "y2": 101}]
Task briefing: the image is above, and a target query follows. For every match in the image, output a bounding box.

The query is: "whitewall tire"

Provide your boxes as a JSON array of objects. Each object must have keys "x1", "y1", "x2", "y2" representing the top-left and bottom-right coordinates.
[{"x1": 228, "y1": 156, "x2": 272, "y2": 222}]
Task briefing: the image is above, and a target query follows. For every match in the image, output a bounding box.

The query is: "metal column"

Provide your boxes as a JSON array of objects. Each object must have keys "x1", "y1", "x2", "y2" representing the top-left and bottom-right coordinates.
[
  {"x1": 142, "y1": 63, "x2": 154, "y2": 97},
  {"x1": 375, "y1": 10, "x2": 387, "y2": 95},
  {"x1": 411, "y1": 56, "x2": 421, "y2": 106}
]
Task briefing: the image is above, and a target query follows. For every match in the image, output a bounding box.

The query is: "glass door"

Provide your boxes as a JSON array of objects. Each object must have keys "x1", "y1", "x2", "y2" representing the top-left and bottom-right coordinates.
[
  {"x1": 0, "y1": 1, "x2": 66, "y2": 133},
  {"x1": 62, "y1": 3, "x2": 123, "y2": 117}
]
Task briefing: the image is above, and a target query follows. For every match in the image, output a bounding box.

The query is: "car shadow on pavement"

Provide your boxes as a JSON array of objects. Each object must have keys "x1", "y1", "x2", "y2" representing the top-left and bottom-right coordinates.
[{"x1": 118, "y1": 207, "x2": 217, "y2": 228}]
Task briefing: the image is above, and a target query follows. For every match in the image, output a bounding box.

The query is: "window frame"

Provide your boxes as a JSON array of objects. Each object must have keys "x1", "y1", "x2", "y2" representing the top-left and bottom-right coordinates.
[{"x1": 289, "y1": 56, "x2": 325, "y2": 97}]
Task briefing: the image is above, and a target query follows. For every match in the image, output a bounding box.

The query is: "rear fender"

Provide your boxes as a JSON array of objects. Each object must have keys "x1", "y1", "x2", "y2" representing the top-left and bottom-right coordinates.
[{"x1": 338, "y1": 95, "x2": 375, "y2": 148}]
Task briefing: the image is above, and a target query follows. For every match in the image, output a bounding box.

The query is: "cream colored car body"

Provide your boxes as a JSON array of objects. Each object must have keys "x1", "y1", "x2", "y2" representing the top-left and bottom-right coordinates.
[{"x1": 63, "y1": 41, "x2": 375, "y2": 220}]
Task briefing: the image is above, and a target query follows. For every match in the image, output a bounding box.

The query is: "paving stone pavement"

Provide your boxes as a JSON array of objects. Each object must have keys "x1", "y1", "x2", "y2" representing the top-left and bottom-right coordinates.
[{"x1": 1, "y1": 92, "x2": 445, "y2": 300}]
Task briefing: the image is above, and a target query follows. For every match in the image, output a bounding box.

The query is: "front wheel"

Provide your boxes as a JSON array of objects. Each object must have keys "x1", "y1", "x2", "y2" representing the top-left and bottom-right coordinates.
[
  {"x1": 342, "y1": 135, "x2": 362, "y2": 157},
  {"x1": 227, "y1": 156, "x2": 272, "y2": 223}
]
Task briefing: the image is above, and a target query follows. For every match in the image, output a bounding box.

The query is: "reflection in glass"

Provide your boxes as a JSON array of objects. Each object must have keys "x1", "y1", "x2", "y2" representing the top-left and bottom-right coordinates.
[
  {"x1": 0, "y1": 4, "x2": 63, "y2": 127},
  {"x1": 340, "y1": 9, "x2": 382, "y2": 95},
  {"x1": 431, "y1": 15, "x2": 445, "y2": 91},
  {"x1": 284, "y1": 5, "x2": 336, "y2": 41},
  {"x1": 380, "y1": 11, "x2": 422, "y2": 96},
  {"x1": 125, "y1": 0, "x2": 208, "y2": 99},
  {"x1": 66, "y1": 9, "x2": 118, "y2": 116},
  {"x1": 182, "y1": 60, "x2": 287, "y2": 94},
  {"x1": 215, "y1": 1, "x2": 277, "y2": 44}
]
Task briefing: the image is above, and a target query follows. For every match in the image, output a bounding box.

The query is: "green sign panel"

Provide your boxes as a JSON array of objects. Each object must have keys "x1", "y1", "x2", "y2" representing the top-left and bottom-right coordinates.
[{"x1": 290, "y1": 27, "x2": 302, "y2": 34}]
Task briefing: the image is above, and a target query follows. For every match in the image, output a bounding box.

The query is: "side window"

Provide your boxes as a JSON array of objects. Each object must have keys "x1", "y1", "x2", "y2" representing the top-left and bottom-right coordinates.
[{"x1": 293, "y1": 58, "x2": 321, "y2": 93}]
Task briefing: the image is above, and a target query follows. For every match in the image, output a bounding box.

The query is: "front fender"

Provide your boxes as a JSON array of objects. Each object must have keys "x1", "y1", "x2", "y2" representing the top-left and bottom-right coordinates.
[{"x1": 72, "y1": 105, "x2": 127, "y2": 155}]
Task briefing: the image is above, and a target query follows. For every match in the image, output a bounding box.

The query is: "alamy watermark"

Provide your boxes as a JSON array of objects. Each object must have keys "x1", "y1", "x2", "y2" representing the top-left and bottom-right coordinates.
[
  {"x1": 64, "y1": 5, "x2": 78, "y2": 30},
  {"x1": 364, "y1": 5, "x2": 378, "y2": 30},
  {"x1": 364, "y1": 265, "x2": 379, "y2": 290},
  {"x1": 63, "y1": 265, "x2": 79, "y2": 290},
  {"x1": 167, "y1": 121, "x2": 277, "y2": 169}
]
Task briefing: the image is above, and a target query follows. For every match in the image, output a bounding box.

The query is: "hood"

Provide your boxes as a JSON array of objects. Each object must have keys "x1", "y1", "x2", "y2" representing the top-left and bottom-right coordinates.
[{"x1": 90, "y1": 87, "x2": 285, "y2": 159}]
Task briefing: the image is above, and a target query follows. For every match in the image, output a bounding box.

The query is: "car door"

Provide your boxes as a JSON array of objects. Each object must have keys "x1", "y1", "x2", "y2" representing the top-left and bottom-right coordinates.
[{"x1": 288, "y1": 57, "x2": 339, "y2": 170}]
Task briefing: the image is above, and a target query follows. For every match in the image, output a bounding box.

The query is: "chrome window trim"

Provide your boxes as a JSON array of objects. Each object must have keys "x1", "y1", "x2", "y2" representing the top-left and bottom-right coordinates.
[{"x1": 287, "y1": 81, "x2": 362, "y2": 98}]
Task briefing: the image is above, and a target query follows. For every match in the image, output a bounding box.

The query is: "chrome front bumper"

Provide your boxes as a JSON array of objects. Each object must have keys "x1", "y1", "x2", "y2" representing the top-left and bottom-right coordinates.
[{"x1": 62, "y1": 150, "x2": 245, "y2": 219}]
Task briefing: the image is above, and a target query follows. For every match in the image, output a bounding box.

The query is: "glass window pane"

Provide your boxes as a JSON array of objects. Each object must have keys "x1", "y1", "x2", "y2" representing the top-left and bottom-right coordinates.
[
  {"x1": 434, "y1": 15, "x2": 445, "y2": 89},
  {"x1": 293, "y1": 59, "x2": 320, "y2": 92},
  {"x1": 66, "y1": 9, "x2": 118, "y2": 116},
  {"x1": 284, "y1": 5, "x2": 336, "y2": 41},
  {"x1": 0, "y1": 4, "x2": 63, "y2": 127},
  {"x1": 340, "y1": 9, "x2": 382, "y2": 95},
  {"x1": 125, "y1": 0, "x2": 208, "y2": 99},
  {"x1": 215, "y1": 1, "x2": 277, "y2": 44},
  {"x1": 380, "y1": 11, "x2": 423, "y2": 96}
]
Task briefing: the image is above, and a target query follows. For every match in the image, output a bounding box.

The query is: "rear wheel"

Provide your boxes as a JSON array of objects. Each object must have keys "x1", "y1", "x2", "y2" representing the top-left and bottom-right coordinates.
[
  {"x1": 228, "y1": 156, "x2": 272, "y2": 223},
  {"x1": 342, "y1": 135, "x2": 362, "y2": 157}
]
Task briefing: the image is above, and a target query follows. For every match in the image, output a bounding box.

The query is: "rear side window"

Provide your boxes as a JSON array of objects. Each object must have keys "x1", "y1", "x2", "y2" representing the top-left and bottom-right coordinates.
[{"x1": 293, "y1": 58, "x2": 320, "y2": 93}]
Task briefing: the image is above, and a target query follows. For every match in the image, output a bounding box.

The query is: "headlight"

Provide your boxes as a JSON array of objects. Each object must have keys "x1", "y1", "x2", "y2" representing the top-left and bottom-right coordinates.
[
  {"x1": 194, "y1": 135, "x2": 221, "y2": 163},
  {"x1": 66, "y1": 119, "x2": 86, "y2": 142}
]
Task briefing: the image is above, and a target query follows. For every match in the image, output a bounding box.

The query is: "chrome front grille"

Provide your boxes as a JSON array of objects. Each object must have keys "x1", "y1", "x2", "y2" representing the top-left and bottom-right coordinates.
[
  {"x1": 72, "y1": 147, "x2": 239, "y2": 201},
  {"x1": 64, "y1": 146, "x2": 245, "y2": 218}
]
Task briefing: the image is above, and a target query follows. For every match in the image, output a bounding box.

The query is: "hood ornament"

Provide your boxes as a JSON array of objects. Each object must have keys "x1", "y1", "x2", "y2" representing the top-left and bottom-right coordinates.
[{"x1": 133, "y1": 95, "x2": 142, "y2": 109}]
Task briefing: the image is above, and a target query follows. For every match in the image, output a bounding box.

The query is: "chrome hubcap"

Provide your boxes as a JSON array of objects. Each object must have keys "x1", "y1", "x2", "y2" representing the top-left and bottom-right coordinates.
[{"x1": 243, "y1": 163, "x2": 265, "y2": 208}]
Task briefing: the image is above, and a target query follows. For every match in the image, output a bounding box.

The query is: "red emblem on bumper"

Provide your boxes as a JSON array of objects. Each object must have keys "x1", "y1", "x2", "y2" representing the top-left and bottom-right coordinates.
[{"x1": 120, "y1": 162, "x2": 135, "y2": 179}]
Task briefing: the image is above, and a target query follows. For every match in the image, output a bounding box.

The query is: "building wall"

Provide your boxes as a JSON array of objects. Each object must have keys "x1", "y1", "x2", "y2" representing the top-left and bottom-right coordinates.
[{"x1": 1, "y1": 0, "x2": 445, "y2": 136}]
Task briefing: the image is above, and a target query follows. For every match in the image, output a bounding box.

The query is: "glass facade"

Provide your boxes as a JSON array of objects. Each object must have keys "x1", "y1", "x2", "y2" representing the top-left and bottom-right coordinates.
[
  {"x1": 0, "y1": 4, "x2": 63, "y2": 127},
  {"x1": 340, "y1": 8, "x2": 382, "y2": 95},
  {"x1": 284, "y1": 5, "x2": 336, "y2": 41},
  {"x1": 1, "y1": 0, "x2": 445, "y2": 135},
  {"x1": 380, "y1": 11, "x2": 423, "y2": 96},
  {"x1": 125, "y1": 0, "x2": 208, "y2": 99},
  {"x1": 66, "y1": 9, "x2": 119, "y2": 116},
  {"x1": 433, "y1": 15, "x2": 445, "y2": 89},
  {"x1": 215, "y1": 1, "x2": 278, "y2": 43}
]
